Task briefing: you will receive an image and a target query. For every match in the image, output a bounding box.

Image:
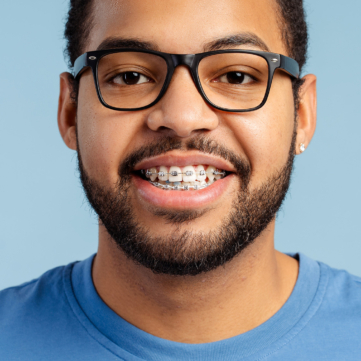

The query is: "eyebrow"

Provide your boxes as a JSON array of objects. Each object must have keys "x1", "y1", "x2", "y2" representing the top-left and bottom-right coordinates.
[
  {"x1": 96, "y1": 37, "x2": 160, "y2": 51},
  {"x1": 203, "y1": 33, "x2": 270, "y2": 52},
  {"x1": 96, "y1": 32, "x2": 270, "y2": 54}
]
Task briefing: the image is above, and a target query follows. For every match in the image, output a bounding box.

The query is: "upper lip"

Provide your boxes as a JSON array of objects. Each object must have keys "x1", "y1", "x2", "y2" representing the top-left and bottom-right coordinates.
[{"x1": 133, "y1": 151, "x2": 237, "y2": 173}]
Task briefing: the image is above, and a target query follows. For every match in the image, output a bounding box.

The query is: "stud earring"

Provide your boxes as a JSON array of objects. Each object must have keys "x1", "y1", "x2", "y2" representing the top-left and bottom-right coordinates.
[{"x1": 300, "y1": 143, "x2": 306, "y2": 153}]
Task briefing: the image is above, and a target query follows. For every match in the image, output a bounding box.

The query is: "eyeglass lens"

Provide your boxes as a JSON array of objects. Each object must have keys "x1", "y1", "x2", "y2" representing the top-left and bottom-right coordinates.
[{"x1": 97, "y1": 52, "x2": 269, "y2": 110}]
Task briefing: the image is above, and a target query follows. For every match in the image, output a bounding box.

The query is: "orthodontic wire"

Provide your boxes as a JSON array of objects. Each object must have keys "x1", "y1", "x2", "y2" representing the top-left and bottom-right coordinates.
[
  {"x1": 150, "y1": 181, "x2": 212, "y2": 190},
  {"x1": 143, "y1": 169, "x2": 226, "y2": 177}
]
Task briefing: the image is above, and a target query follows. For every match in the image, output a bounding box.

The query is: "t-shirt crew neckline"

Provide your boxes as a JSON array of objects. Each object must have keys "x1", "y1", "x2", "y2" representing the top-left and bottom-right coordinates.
[{"x1": 64, "y1": 254, "x2": 328, "y2": 361}]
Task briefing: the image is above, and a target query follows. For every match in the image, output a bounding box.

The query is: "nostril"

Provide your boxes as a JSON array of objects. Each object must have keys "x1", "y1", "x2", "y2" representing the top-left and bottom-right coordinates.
[{"x1": 158, "y1": 126, "x2": 172, "y2": 132}]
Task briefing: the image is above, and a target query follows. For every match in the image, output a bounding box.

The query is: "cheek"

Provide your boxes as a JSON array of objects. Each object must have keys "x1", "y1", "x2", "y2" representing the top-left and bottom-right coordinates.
[
  {"x1": 76, "y1": 75, "x2": 146, "y2": 185},
  {"x1": 225, "y1": 77, "x2": 295, "y2": 186}
]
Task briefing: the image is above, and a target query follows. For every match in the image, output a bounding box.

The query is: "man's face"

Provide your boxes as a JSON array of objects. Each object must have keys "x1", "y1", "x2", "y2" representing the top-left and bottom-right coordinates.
[{"x1": 74, "y1": 0, "x2": 296, "y2": 274}]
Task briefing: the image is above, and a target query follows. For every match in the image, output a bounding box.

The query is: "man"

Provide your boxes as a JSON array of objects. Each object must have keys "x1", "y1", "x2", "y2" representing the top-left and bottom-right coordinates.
[{"x1": 1, "y1": 0, "x2": 360, "y2": 359}]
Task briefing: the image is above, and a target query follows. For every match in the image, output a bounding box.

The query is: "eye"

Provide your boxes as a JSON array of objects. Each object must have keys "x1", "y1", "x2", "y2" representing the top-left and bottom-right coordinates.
[
  {"x1": 216, "y1": 71, "x2": 253, "y2": 85},
  {"x1": 112, "y1": 72, "x2": 152, "y2": 85}
]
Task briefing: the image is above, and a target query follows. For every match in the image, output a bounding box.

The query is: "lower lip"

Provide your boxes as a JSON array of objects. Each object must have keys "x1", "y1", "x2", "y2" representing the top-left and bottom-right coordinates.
[{"x1": 132, "y1": 174, "x2": 235, "y2": 209}]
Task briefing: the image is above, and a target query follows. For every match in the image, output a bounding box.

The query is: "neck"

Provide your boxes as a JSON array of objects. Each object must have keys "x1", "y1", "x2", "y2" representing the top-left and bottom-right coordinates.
[{"x1": 92, "y1": 222, "x2": 298, "y2": 343}]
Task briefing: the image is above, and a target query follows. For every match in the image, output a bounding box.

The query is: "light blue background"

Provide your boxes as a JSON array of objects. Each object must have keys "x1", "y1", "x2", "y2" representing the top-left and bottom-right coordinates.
[{"x1": 1, "y1": 0, "x2": 360, "y2": 290}]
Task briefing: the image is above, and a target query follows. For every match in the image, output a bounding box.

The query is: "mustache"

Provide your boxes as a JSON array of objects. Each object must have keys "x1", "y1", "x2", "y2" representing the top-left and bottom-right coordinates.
[{"x1": 119, "y1": 136, "x2": 251, "y2": 185}]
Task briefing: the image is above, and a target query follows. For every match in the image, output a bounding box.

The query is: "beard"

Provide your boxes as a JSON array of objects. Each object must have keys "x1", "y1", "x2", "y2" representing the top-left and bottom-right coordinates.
[{"x1": 78, "y1": 132, "x2": 296, "y2": 276}]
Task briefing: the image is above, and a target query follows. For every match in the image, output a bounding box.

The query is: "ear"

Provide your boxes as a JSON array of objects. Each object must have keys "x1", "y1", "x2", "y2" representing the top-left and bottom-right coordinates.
[
  {"x1": 295, "y1": 74, "x2": 317, "y2": 155},
  {"x1": 58, "y1": 72, "x2": 77, "y2": 150}
]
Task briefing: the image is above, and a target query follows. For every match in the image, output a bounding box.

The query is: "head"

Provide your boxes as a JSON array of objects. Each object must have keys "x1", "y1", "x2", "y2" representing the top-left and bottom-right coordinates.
[{"x1": 58, "y1": 0, "x2": 316, "y2": 275}]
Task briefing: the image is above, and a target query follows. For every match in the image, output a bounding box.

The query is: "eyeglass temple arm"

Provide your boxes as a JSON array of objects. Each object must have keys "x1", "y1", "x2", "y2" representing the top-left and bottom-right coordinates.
[
  {"x1": 73, "y1": 53, "x2": 89, "y2": 79},
  {"x1": 279, "y1": 55, "x2": 300, "y2": 79}
]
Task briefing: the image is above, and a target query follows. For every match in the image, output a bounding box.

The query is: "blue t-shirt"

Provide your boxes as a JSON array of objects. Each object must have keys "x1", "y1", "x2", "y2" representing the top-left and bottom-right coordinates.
[{"x1": 0, "y1": 253, "x2": 361, "y2": 360}]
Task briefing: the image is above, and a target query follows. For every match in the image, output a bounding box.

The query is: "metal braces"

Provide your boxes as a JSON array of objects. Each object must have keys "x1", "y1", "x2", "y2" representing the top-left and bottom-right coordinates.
[
  {"x1": 150, "y1": 181, "x2": 211, "y2": 190},
  {"x1": 143, "y1": 169, "x2": 226, "y2": 177}
]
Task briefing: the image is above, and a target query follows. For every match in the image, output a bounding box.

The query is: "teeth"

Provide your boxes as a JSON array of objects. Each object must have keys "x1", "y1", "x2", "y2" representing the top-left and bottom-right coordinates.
[
  {"x1": 206, "y1": 165, "x2": 216, "y2": 182},
  {"x1": 149, "y1": 167, "x2": 157, "y2": 182},
  {"x1": 143, "y1": 164, "x2": 226, "y2": 190},
  {"x1": 169, "y1": 166, "x2": 182, "y2": 182},
  {"x1": 193, "y1": 180, "x2": 201, "y2": 190},
  {"x1": 182, "y1": 182, "x2": 191, "y2": 190},
  {"x1": 195, "y1": 165, "x2": 206, "y2": 181},
  {"x1": 158, "y1": 166, "x2": 169, "y2": 181},
  {"x1": 150, "y1": 181, "x2": 212, "y2": 191},
  {"x1": 182, "y1": 166, "x2": 196, "y2": 182}
]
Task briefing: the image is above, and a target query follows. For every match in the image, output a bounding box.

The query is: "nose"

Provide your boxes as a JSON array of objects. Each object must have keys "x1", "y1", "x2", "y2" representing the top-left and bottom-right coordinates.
[{"x1": 146, "y1": 66, "x2": 219, "y2": 138}]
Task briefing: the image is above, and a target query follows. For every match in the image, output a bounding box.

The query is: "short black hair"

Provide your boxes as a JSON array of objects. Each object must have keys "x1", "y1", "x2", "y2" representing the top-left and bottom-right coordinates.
[{"x1": 64, "y1": 0, "x2": 308, "y2": 108}]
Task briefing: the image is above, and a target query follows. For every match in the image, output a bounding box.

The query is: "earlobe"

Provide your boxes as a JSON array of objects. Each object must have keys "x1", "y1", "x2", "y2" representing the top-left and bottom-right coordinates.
[
  {"x1": 58, "y1": 72, "x2": 78, "y2": 150},
  {"x1": 295, "y1": 74, "x2": 317, "y2": 155}
]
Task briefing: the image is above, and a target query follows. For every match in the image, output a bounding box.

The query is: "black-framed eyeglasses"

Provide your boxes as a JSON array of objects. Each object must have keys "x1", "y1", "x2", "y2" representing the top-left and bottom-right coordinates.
[{"x1": 73, "y1": 48, "x2": 299, "y2": 113}]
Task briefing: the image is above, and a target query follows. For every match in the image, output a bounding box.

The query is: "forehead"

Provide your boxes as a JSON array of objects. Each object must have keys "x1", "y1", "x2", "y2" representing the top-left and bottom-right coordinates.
[{"x1": 88, "y1": 0, "x2": 285, "y2": 55}]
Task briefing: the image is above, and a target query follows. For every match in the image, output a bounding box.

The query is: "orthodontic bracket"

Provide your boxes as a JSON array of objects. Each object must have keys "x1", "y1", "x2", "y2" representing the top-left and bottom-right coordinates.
[
  {"x1": 150, "y1": 181, "x2": 211, "y2": 190},
  {"x1": 144, "y1": 169, "x2": 226, "y2": 177}
]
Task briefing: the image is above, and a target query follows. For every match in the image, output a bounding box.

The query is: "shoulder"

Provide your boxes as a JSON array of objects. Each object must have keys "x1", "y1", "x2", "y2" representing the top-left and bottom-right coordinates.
[
  {"x1": 302, "y1": 259, "x2": 361, "y2": 345},
  {"x1": 319, "y1": 261, "x2": 361, "y2": 315},
  {"x1": 288, "y1": 259, "x2": 361, "y2": 356},
  {"x1": 0, "y1": 258, "x2": 114, "y2": 360},
  {"x1": 292, "y1": 254, "x2": 361, "y2": 333},
  {"x1": 0, "y1": 262, "x2": 81, "y2": 356},
  {"x1": 321, "y1": 261, "x2": 361, "y2": 303},
  {"x1": 0, "y1": 263, "x2": 69, "y2": 316}
]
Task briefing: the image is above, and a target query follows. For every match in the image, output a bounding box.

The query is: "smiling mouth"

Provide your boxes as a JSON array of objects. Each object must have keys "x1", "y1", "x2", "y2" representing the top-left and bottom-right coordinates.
[{"x1": 135, "y1": 164, "x2": 230, "y2": 191}]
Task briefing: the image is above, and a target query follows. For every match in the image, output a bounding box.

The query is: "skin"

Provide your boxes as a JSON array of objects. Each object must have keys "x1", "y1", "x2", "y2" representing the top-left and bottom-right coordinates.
[{"x1": 58, "y1": 0, "x2": 317, "y2": 343}]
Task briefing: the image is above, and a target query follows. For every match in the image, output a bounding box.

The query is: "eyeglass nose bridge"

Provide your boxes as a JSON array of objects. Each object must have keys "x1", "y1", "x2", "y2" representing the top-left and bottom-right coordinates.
[
  {"x1": 168, "y1": 54, "x2": 201, "y2": 94},
  {"x1": 171, "y1": 54, "x2": 195, "y2": 68}
]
